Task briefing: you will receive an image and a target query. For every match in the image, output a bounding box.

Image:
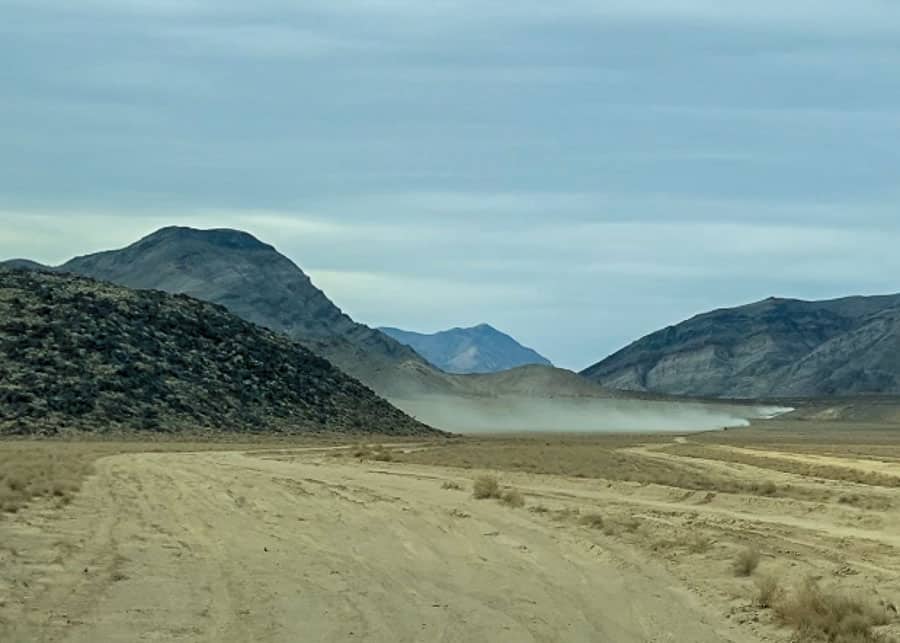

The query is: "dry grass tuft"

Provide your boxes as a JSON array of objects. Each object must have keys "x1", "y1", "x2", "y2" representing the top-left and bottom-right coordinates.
[
  {"x1": 755, "y1": 575, "x2": 782, "y2": 609},
  {"x1": 0, "y1": 443, "x2": 96, "y2": 513},
  {"x1": 733, "y1": 547, "x2": 761, "y2": 577},
  {"x1": 473, "y1": 475, "x2": 501, "y2": 499},
  {"x1": 773, "y1": 578, "x2": 892, "y2": 643},
  {"x1": 500, "y1": 488, "x2": 526, "y2": 508},
  {"x1": 752, "y1": 480, "x2": 778, "y2": 496},
  {"x1": 579, "y1": 513, "x2": 605, "y2": 529}
]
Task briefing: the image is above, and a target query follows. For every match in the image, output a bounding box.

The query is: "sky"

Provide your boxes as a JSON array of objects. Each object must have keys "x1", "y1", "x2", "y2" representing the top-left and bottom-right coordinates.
[{"x1": 2, "y1": 1, "x2": 899, "y2": 370}]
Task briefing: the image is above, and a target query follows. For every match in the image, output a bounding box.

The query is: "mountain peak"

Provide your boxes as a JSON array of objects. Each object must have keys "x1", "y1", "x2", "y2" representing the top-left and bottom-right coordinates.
[
  {"x1": 380, "y1": 324, "x2": 552, "y2": 374},
  {"x1": 138, "y1": 226, "x2": 274, "y2": 252}
]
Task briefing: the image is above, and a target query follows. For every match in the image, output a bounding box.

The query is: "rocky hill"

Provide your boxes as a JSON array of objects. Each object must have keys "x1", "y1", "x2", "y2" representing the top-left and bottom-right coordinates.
[
  {"x1": 4, "y1": 227, "x2": 428, "y2": 395},
  {"x1": 581, "y1": 295, "x2": 900, "y2": 398},
  {"x1": 0, "y1": 269, "x2": 438, "y2": 436},
  {"x1": 380, "y1": 324, "x2": 552, "y2": 374}
]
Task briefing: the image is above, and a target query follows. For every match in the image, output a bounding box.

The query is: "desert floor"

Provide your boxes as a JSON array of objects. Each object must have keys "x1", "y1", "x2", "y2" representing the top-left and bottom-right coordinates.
[{"x1": 2, "y1": 422, "x2": 899, "y2": 642}]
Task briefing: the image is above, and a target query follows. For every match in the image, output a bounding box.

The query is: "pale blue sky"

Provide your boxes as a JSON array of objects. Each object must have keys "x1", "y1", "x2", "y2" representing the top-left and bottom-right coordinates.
[{"x1": 2, "y1": 1, "x2": 899, "y2": 369}]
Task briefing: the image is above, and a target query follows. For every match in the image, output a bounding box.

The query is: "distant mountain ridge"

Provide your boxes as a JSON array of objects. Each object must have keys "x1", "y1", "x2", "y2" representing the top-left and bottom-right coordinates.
[
  {"x1": 581, "y1": 294, "x2": 900, "y2": 398},
  {"x1": 380, "y1": 324, "x2": 552, "y2": 374}
]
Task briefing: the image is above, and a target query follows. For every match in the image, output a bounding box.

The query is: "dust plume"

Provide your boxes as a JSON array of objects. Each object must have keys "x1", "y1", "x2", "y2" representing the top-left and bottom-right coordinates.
[{"x1": 390, "y1": 395, "x2": 791, "y2": 434}]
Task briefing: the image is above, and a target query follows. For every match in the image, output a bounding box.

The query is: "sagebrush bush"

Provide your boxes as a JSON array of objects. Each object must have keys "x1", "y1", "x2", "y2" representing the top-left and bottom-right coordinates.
[
  {"x1": 733, "y1": 547, "x2": 761, "y2": 577},
  {"x1": 755, "y1": 575, "x2": 781, "y2": 609},
  {"x1": 500, "y1": 489, "x2": 525, "y2": 508},
  {"x1": 773, "y1": 578, "x2": 891, "y2": 643},
  {"x1": 580, "y1": 513, "x2": 605, "y2": 529},
  {"x1": 473, "y1": 475, "x2": 501, "y2": 499}
]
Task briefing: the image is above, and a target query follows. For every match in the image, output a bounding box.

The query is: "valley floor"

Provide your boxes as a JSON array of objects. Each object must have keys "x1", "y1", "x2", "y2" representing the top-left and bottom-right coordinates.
[{"x1": 2, "y1": 425, "x2": 899, "y2": 642}]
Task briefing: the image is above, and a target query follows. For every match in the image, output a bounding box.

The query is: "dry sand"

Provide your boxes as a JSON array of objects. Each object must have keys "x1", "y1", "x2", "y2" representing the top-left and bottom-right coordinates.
[{"x1": 2, "y1": 429, "x2": 899, "y2": 642}]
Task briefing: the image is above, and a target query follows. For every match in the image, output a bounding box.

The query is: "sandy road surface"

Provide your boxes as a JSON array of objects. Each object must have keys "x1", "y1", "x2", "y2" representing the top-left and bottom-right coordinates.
[{"x1": 0, "y1": 449, "x2": 756, "y2": 643}]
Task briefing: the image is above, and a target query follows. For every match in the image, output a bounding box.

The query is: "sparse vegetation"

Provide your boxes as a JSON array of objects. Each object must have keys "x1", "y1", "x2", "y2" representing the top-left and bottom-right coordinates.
[
  {"x1": 752, "y1": 480, "x2": 778, "y2": 496},
  {"x1": 395, "y1": 437, "x2": 836, "y2": 500},
  {"x1": 773, "y1": 578, "x2": 892, "y2": 643},
  {"x1": 667, "y1": 443, "x2": 900, "y2": 490},
  {"x1": 473, "y1": 475, "x2": 501, "y2": 499},
  {"x1": 579, "y1": 513, "x2": 605, "y2": 529},
  {"x1": 499, "y1": 488, "x2": 525, "y2": 508},
  {"x1": 0, "y1": 438, "x2": 341, "y2": 515},
  {"x1": 755, "y1": 575, "x2": 782, "y2": 609},
  {"x1": 733, "y1": 547, "x2": 761, "y2": 577}
]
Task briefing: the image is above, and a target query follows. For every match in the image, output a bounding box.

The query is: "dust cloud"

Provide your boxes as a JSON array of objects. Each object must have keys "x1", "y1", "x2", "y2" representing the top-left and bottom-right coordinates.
[{"x1": 390, "y1": 395, "x2": 791, "y2": 434}]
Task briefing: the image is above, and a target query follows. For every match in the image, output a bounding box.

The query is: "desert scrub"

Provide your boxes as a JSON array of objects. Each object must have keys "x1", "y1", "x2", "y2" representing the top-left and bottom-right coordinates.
[
  {"x1": 733, "y1": 547, "x2": 761, "y2": 576},
  {"x1": 754, "y1": 575, "x2": 781, "y2": 609},
  {"x1": 579, "y1": 513, "x2": 605, "y2": 529},
  {"x1": 773, "y1": 578, "x2": 892, "y2": 643},
  {"x1": 499, "y1": 488, "x2": 525, "y2": 508},
  {"x1": 473, "y1": 475, "x2": 501, "y2": 499}
]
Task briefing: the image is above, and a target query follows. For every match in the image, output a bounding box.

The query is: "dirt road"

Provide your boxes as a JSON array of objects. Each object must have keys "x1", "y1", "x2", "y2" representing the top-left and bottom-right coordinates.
[{"x1": 1, "y1": 449, "x2": 755, "y2": 643}]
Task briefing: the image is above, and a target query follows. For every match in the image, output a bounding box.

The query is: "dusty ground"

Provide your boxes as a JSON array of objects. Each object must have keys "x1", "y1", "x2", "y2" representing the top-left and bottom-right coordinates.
[{"x1": 1, "y1": 423, "x2": 899, "y2": 642}]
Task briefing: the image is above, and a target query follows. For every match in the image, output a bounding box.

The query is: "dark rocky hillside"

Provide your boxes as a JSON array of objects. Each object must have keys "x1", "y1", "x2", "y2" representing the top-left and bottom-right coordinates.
[
  {"x1": 0, "y1": 269, "x2": 438, "y2": 436},
  {"x1": 581, "y1": 295, "x2": 900, "y2": 398}
]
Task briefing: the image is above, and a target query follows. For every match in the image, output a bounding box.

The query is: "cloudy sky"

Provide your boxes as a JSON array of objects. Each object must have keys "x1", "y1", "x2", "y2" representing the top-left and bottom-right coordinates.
[{"x1": 2, "y1": 1, "x2": 899, "y2": 369}]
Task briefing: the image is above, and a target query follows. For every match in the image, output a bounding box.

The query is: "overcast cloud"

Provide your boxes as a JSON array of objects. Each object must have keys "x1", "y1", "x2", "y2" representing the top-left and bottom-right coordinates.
[{"x1": 2, "y1": 1, "x2": 899, "y2": 369}]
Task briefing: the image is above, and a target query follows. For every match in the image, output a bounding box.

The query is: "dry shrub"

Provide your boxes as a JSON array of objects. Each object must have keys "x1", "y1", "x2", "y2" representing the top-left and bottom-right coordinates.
[
  {"x1": 752, "y1": 480, "x2": 778, "y2": 496},
  {"x1": 774, "y1": 578, "x2": 892, "y2": 643},
  {"x1": 500, "y1": 488, "x2": 526, "y2": 508},
  {"x1": 755, "y1": 575, "x2": 782, "y2": 609},
  {"x1": 441, "y1": 481, "x2": 463, "y2": 491},
  {"x1": 352, "y1": 444, "x2": 372, "y2": 458},
  {"x1": 473, "y1": 475, "x2": 501, "y2": 499},
  {"x1": 733, "y1": 547, "x2": 761, "y2": 577},
  {"x1": 580, "y1": 513, "x2": 605, "y2": 529},
  {"x1": 0, "y1": 444, "x2": 92, "y2": 513}
]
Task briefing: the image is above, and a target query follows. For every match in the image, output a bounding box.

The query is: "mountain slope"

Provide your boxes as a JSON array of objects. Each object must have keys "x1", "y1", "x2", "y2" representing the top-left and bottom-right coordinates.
[
  {"x1": 0, "y1": 227, "x2": 603, "y2": 403},
  {"x1": 380, "y1": 324, "x2": 552, "y2": 374},
  {"x1": 581, "y1": 295, "x2": 900, "y2": 398},
  {"x1": 14, "y1": 227, "x2": 429, "y2": 394},
  {"x1": 0, "y1": 269, "x2": 437, "y2": 436}
]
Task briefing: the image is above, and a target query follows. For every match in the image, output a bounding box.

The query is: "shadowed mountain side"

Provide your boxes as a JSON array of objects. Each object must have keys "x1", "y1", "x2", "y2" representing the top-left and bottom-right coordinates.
[
  {"x1": 0, "y1": 269, "x2": 438, "y2": 436},
  {"x1": 582, "y1": 295, "x2": 900, "y2": 398}
]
